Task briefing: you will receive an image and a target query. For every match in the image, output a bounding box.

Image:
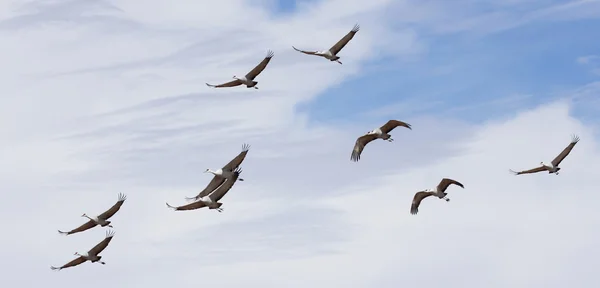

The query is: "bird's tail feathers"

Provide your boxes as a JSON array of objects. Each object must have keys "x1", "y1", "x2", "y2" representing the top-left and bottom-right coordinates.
[{"x1": 184, "y1": 196, "x2": 199, "y2": 202}]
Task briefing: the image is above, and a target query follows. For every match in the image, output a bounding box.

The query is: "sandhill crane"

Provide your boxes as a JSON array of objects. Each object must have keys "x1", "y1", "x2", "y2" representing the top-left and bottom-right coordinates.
[
  {"x1": 167, "y1": 168, "x2": 243, "y2": 212},
  {"x1": 185, "y1": 143, "x2": 249, "y2": 202},
  {"x1": 410, "y1": 178, "x2": 464, "y2": 215},
  {"x1": 58, "y1": 193, "x2": 126, "y2": 235},
  {"x1": 351, "y1": 120, "x2": 412, "y2": 162},
  {"x1": 292, "y1": 24, "x2": 360, "y2": 64},
  {"x1": 509, "y1": 135, "x2": 580, "y2": 175},
  {"x1": 206, "y1": 50, "x2": 274, "y2": 89},
  {"x1": 51, "y1": 230, "x2": 115, "y2": 271}
]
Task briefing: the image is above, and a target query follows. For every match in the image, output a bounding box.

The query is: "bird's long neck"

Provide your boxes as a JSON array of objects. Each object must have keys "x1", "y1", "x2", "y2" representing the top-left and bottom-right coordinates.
[
  {"x1": 207, "y1": 169, "x2": 217, "y2": 175},
  {"x1": 83, "y1": 214, "x2": 93, "y2": 220}
]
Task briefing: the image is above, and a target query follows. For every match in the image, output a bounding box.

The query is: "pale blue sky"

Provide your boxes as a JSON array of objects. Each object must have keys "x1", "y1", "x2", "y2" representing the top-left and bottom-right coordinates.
[{"x1": 299, "y1": 5, "x2": 600, "y2": 124}]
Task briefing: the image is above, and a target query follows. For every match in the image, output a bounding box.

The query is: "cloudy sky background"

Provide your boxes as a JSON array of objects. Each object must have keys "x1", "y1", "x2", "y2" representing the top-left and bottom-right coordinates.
[{"x1": 1, "y1": 0, "x2": 600, "y2": 287}]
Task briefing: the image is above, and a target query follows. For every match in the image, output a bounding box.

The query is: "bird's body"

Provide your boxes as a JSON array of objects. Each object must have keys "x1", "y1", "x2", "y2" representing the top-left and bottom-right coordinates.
[
  {"x1": 185, "y1": 144, "x2": 250, "y2": 202},
  {"x1": 205, "y1": 168, "x2": 238, "y2": 179},
  {"x1": 292, "y1": 24, "x2": 360, "y2": 64},
  {"x1": 167, "y1": 168, "x2": 243, "y2": 212},
  {"x1": 351, "y1": 120, "x2": 412, "y2": 162},
  {"x1": 58, "y1": 193, "x2": 126, "y2": 235},
  {"x1": 206, "y1": 51, "x2": 274, "y2": 89},
  {"x1": 51, "y1": 230, "x2": 115, "y2": 271},
  {"x1": 410, "y1": 178, "x2": 464, "y2": 215},
  {"x1": 510, "y1": 135, "x2": 580, "y2": 176}
]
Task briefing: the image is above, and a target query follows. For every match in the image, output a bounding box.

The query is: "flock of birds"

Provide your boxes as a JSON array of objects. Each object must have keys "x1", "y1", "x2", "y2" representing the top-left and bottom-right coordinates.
[{"x1": 50, "y1": 24, "x2": 582, "y2": 271}]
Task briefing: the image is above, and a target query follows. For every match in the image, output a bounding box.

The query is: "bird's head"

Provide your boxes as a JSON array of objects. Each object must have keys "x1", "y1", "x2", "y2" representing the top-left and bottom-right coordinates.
[
  {"x1": 80, "y1": 213, "x2": 87, "y2": 217},
  {"x1": 540, "y1": 161, "x2": 545, "y2": 166},
  {"x1": 204, "y1": 169, "x2": 210, "y2": 173}
]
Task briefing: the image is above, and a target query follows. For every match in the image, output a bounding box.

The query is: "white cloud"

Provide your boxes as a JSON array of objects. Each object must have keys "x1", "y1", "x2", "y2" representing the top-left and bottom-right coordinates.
[{"x1": 1, "y1": 0, "x2": 599, "y2": 288}]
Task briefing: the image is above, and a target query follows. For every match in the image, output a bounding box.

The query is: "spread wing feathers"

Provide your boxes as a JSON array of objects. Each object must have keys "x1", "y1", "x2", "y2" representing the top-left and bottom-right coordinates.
[
  {"x1": 437, "y1": 178, "x2": 464, "y2": 192},
  {"x1": 551, "y1": 134, "x2": 580, "y2": 166},
  {"x1": 185, "y1": 175, "x2": 225, "y2": 202},
  {"x1": 222, "y1": 143, "x2": 251, "y2": 171},
  {"x1": 87, "y1": 230, "x2": 115, "y2": 256},
  {"x1": 58, "y1": 219, "x2": 97, "y2": 235},
  {"x1": 206, "y1": 79, "x2": 243, "y2": 88},
  {"x1": 410, "y1": 191, "x2": 436, "y2": 215},
  {"x1": 166, "y1": 200, "x2": 207, "y2": 211},
  {"x1": 379, "y1": 120, "x2": 412, "y2": 134},
  {"x1": 329, "y1": 24, "x2": 360, "y2": 55},
  {"x1": 509, "y1": 166, "x2": 548, "y2": 175},
  {"x1": 351, "y1": 134, "x2": 378, "y2": 162},
  {"x1": 245, "y1": 50, "x2": 274, "y2": 80},
  {"x1": 97, "y1": 193, "x2": 126, "y2": 220},
  {"x1": 50, "y1": 256, "x2": 87, "y2": 271},
  {"x1": 292, "y1": 46, "x2": 318, "y2": 55},
  {"x1": 209, "y1": 168, "x2": 243, "y2": 202}
]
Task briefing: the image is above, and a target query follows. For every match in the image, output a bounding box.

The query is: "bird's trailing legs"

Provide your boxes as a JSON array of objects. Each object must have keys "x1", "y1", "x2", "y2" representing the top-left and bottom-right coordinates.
[
  {"x1": 216, "y1": 208, "x2": 223, "y2": 212},
  {"x1": 387, "y1": 138, "x2": 394, "y2": 142},
  {"x1": 443, "y1": 196, "x2": 450, "y2": 202}
]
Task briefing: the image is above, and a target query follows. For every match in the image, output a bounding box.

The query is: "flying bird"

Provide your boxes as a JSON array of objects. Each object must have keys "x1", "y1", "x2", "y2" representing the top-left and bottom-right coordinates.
[
  {"x1": 185, "y1": 143, "x2": 249, "y2": 202},
  {"x1": 292, "y1": 24, "x2": 360, "y2": 64},
  {"x1": 206, "y1": 50, "x2": 274, "y2": 89},
  {"x1": 51, "y1": 230, "x2": 116, "y2": 271},
  {"x1": 58, "y1": 193, "x2": 126, "y2": 236},
  {"x1": 410, "y1": 178, "x2": 464, "y2": 215},
  {"x1": 509, "y1": 134, "x2": 580, "y2": 176},
  {"x1": 351, "y1": 120, "x2": 412, "y2": 162},
  {"x1": 167, "y1": 168, "x2": 243, "y2": 212}
]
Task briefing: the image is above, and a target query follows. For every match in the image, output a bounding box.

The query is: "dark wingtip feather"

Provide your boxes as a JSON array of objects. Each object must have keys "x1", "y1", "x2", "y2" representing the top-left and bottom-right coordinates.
[
  {"x1": 266, "y1": 50, "x2": 274, "y2": 58},
  {"x1": 352, "y1": 23, "x2": 360, "y2": 32},
  {"x1": 571, "y1": 134, "x2": 580, "y2": 143},
  {"x1": 58, "y1": 230, "x2": 69, "y2": 235},
  {"x1": 166, "y1": 202, "x2": 178, "y2": 210},
  {"x1": 117, "y1": 193, "x2": 127, "y2": 202},
  {"x1": 105, "y1": 230, "x2": 115, "y2": 238},
  {"x1": 508, "y1": 169, "x2": 519, "y2": 175},
  {"x1": 241, "y1": 143, "x2": 251, "y2": 152}
]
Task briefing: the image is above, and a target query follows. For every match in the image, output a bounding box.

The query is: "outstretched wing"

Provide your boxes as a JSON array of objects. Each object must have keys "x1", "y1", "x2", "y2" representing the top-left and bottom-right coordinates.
[
  {"x1": 166, "y1": 200, "x2": 208, "y2": 211},
  {"x1": 379, "y1": 120, "x2": 412, "y2": 134},
  {"x1": 222, "y1": 143, "x2": 250, "y2": 171},
  {"x1": 410, "y1": 191, "x2": 435, "y2": 215},
  {"x1": 328, "y1": 24, "x2": 360, "y2": 55},
  {"x1": 206, "y1": 79, "x2": 243, "y2": 88},
  {"x1": 184, "y1": 175, "x2": 225, "y2": 202},
  {"x1": 437, "y1": 178, "x2": 464, "y2": 192},
  {"x1": 209, "y1": 168, "x2": 242, "y2": 202},
  {"x1": 58, "y1": 219, "x2": 97, "y2": 235},
  {"x1": 350, "y1": 134, "x2": 378, "y2": 162},
  {"x1": 50, "y1": 256, "x2": 87, "y2": 271},
  {"x1": 97, "y1": 193, "x2": 126, "y2": 220},
  {"x1": 551, "y1": 134, "x2": 580, "y2": 166},
  {"x1": 245, "y1": 50, "x2": 274, "y2": 80},
  {"x1": 292, "y1": 46, "x2": 319, "y2": 55},
  {"x1": 509, "y1": 166, "x2": 548, "y2": 175},
  {"x1": 88, "y1": 230, "x2": 115, "y2": 256}
]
